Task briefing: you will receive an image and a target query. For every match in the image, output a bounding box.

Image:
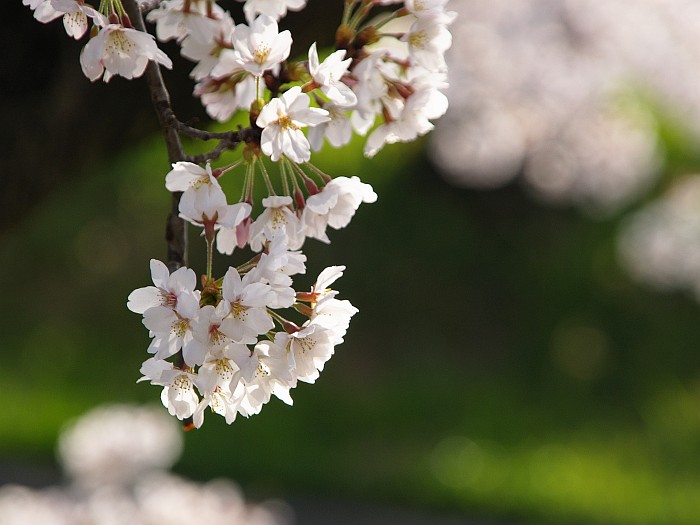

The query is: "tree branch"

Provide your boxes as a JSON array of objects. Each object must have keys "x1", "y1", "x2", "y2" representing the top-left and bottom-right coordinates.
[
  {"x1": 123, "y1": 0, "x2": 188, "y2": 274},
  {"x1": 160, "y1": 108, "x2": 262, "y2": 163}
]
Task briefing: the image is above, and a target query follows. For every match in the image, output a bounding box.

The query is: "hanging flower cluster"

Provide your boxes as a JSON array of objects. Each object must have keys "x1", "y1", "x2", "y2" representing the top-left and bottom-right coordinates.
[
  {"x1": 127, "y1": 161, "x2": 375, "y2": 428},
  {"x1": 25, "y1": 0, "x2": 454, "y2": 428}
]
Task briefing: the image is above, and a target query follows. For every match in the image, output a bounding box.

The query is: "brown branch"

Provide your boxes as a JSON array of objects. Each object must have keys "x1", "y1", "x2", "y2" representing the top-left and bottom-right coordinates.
[
  {"x1": 160, "y1": 108, "x2": 262, "y2": 163},
  {"x1": 123, "y1": 0, "x2": 188, "y2": 274}
]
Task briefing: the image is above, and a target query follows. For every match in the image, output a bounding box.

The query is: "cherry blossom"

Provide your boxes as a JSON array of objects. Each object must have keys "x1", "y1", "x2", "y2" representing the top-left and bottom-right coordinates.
[
  {"x1": 80, "y1": 24, "x2": 172, "y2": 82},
  {"x1": 248, "y1": 195, "x2": 305, "y2": 251},
  {"x1": 218, "y1": 267, "x2": 275, "y2": 344},
  {"x1": 146, "y1": 0, "x2": 224, "y2": 43},
  {"x1": 230, "y1": 15, "x2": 292, "y2": 77},
  {"x1": 257, "y1": 86, "x2": 330, "y2": 162},
  {"x1": 238, "y1": 0, "x2": 307, "y2": 23},
  {"x1": 303, "y1": 176, "x2": 378, "y2": 242},
  {"x1": 307, "y1": 42, "x2": 357, "y2": 107},
  {"x1": 21, "y1": 0, "x2": 455, "y2": 429},
  {"x1": 139, "y1": 358, "x2": 200, "y2": 420}
]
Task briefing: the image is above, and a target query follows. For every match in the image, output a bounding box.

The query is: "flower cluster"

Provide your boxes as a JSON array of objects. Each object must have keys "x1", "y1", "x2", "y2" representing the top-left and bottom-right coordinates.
[
  {"x1": 128, "y1": 158, "x2": 375, "y2": 428},
  {"x1": 177, "y1": 0, "x2": 455, "y2": 158},
  {"x1": 26, "y1": 0, "x2": 453, "y2": 427},
  {"x1": 26, "y1": 0, "x2": 453, "y2": 159}
]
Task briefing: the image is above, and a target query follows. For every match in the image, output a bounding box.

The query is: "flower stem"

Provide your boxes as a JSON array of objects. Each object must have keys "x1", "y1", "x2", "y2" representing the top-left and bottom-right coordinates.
[
  {"x1": 257, "y1": 157, "x2": 277, "y2": 196},
  {"x1": 206, "y1": 235, "x2": 214, "y2": 280}
]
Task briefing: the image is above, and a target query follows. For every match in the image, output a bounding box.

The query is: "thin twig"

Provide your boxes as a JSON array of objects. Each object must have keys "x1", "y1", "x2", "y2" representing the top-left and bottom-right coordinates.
[{"x1": 159, "y1": 107, "x2": 262, "y2": 163}]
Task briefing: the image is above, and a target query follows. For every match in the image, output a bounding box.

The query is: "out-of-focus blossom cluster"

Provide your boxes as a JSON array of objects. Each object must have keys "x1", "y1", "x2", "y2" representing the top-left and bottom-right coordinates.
[
  {"x1": 0, "y1": 404, "x2": 287, "y2": 525},
  {"x1": 618, "y1": 175, "x2": 700, "y2": 298},
  {"x1": 430, "y1": 0, "x2": 700, "y2": 213},
  {"x1": 58, "y1": 404, "x2": 183, "y2": 487}
]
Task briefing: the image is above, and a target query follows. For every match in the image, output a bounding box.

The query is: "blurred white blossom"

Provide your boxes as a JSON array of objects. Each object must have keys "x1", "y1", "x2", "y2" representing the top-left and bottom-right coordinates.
[
  {"x1": 430, "y1": 0, "x2": 700, "y2": 213},
  {"x1": 0, "y1": 404, "x2": 288, "y2": 525},
  {"x1": 58, "y1": 404, "x2": 183, "y2": 488},
  {"x1": 619, "y1": 175, "x2": 700, "y2": 298}
]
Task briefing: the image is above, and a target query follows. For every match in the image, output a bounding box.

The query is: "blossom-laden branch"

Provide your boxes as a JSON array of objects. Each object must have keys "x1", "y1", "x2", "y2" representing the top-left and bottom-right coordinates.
[
  {"x1": 25, "y1": 0, "x2": 455, "y2": 429},
  {"x1": 123, "y1": 0, "x2": 189, "y2": 281}
]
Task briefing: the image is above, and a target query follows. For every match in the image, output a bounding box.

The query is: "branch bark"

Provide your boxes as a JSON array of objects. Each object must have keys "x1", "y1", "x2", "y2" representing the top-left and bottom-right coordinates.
[{"x1": 123, "y1": 0, "x2": 188, "y2": 273}]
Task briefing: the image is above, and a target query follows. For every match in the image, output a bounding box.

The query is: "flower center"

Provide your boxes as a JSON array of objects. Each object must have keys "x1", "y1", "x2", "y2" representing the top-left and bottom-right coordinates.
[
  {"x1": 192, "y1": 176, "x2": 210, "y2": 190},
  {"x1": 160, "y1": 290, "x2": 178, "y2": 308},
  {"x1": 295, "y1": 336, "x2": 315, "y2": 354},
  {"x1": 409, "y1": 31, "x2": 428, "y2": 50},
  {"x1": 271, "y1": 208, "x2": 289, "y2": 230},
  {"x1": 107, "y1": 30, "x2": 134, "y2": 56},
  {"x1": 230, "y1": 301, "x2": 248, "y2": 320},
  {"x1": 214, "y1": 359, "x2": 234, "y2": 382},
  {"x1": 208, "y1": 323, "x2": 227, "y2": 346},
  {"x1": 172, "y1": 374, "x2": 193, "y2": 392},
  {"x1": 277, "y1": 116, "x2": 300, "y2": 130},
  {"x1": 171, "y1": 318, "x2": 190, "y2": 337},
  {"x1": 253, "y1": 44, "x2": 271, "y2": 65},
  {"x1": 255, "y1": 362, "x2": 270, "y2": 378}
]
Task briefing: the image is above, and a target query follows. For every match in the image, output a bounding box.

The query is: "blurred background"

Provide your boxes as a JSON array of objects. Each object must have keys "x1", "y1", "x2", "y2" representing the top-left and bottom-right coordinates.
[{"x1": 6, "y1": 0, "x2": 700, "y2": 523}]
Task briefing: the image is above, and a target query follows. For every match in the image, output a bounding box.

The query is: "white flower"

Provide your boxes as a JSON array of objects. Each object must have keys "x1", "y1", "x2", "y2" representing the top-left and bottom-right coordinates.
[
  {"x1": 311, "y1": 265, "x2": 345, "y2": 296},
  {"x1": 230, "y1": 15, "x2": 292, "y2": 77},
  {"x1": 405, "y1": 0, "x2": 457, "y2": 24},
  {"x1": 178, "y1": 184, "x2": 251, "y2": 233},
  {"x1": 146, "y1": 0, "x2": 223, "y2": 43},
  {"x1": 364, "y1": 82, "x2": 449, "y2": 157},
  {"x1": 193, "y1": 387, "x2": 239, "y2": 427},
  {"x1": 308, "y1": 102, "x2": 353, "y2": 151},
  {"x1": 311, "y1": 294, "x2": 358, "y2": 345},
  {"x1": 52, "y1": 0, "x2": 105, "y2": 39},
  {"x1": 57, "y1": 404, "x2": 182, "y2": 487},
  {"x1": 234, "y1": 338, "x2": 294, "y2": 416},
  {"x1": 189, "y1": 303, "x2": 234, "y2": 360},
  {"x1": 144, "y1": 305, "x2": 204, "y2": 366},
  {"x1": 180, "y1": 11, "x2": 235, "y2": 79},
  {"x1": 127, "y1": 259, "x2": 200, "y2": 317},
  {"x1": 127, "y1": 260, "x2": 203, "y2": 365},
  {"x1": 139, "y1": 358, "x2": 200, "y2": 420},
  {"x1": 179, "y1": 186, "x2": 252, "y2": 256},
  {"x1": 349, "y1": 53, "x2": 387, "y2": 127},
  {"x1": 192, "y1": 347, "x2": 249, "y2": 427},
  {"x1": 245, "y1": 232, "x2": 304, "y2": 308},
  {"x1": 257, "y1": 86, "x2": 330, "y2": 162},
  {"x1": 302, "y1": 176, "x2": 377, "y2": 242},
  {"x1": 24, "y1": 0, "x2": 60, "y2": 23},
  {"x1": 165, "y1": 161, "x2": 220, "y2": 193},
  {"x1": 80, "y1": 24, "x2": 173, "y2": 82},
  {"x1": 403, "y1": 16, "x2": 452, "y2": 71},
  {"x1": 248, "y1": 195, "x2": 304, "y2": 252},
  {"x1": 308, "y1": 42, "x2": 357, "y2": 107},
  {"x1": 218, "y1": 267, "x2": 274, "y2": 344},
  {"x1": 286, "y1": 322, "x2": 335, "y2": 384},
  {"x1": 238, "y1": 0, "x2": 307, "y2": 23},
  {"x1": 26, "y1": 0, "x2": 106, "y2": 37},
  {"x1": 194, "y1": 73, "x2": 257, "y2": 123}
]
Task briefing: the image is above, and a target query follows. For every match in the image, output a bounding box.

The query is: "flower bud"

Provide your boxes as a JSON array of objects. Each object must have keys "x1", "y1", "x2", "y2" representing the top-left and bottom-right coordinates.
[
  {"x1": 294, "y1": 187, "x2": 306, "y2": 210},
  {"x1": 335, "y1": 24, "x2": 355, "y2": 50},
  {"x1": 250, "y1": 98, "x2": 266, "y2": 127},
  {"x1": 121, "y1": 13, "x2": 133, "y2": 29},
  {"x1": 354, "y1": 26, "x2": 380, "y2": 48},
  {"x1": 304, "y1": 177, "x2": 320, "y2": 195}
]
